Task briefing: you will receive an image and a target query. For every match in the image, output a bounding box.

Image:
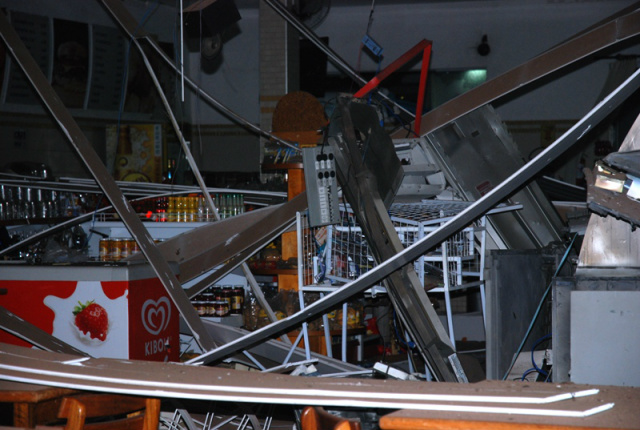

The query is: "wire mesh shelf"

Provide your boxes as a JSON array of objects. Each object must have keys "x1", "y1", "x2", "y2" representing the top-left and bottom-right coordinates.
[
  {"x1": 300, "y1": 200, "x2": 484, "y2": 288},
  {"x1": 298, "y1": 200, "x2": 488, "y2": 347}
]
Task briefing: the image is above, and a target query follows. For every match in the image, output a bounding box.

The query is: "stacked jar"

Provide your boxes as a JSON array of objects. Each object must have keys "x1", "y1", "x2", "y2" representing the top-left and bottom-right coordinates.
[
  {"x1": 98, "y1": 237, "x2": 140, "y2": 262},
  {"x1": 191, "y1": 287, "x2": 230, "y2": 317}
]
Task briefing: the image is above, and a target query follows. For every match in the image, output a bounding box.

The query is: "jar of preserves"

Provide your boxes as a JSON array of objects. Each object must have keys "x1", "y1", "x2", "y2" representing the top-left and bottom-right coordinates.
[
  {"x1": 231, "y1": 286, "x2": 244, "y2": 314},
  {"x1": 214, "y1": 300, "x2": 229, "y2": 317},
  {"x1": 202, "y1": 291, "x2": 215, "y2": 317},
  {"x1": 193, "y1": 300, "x2": 207, "y2": 316},
  {"x1": 222, "y1": 286, "x2": 233, "y2": 308}
]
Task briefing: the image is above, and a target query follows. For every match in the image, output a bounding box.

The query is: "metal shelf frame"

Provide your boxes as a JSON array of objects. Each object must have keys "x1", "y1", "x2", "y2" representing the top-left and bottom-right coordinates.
[{"x1": 298, "y1": 200, "x2": 489, "y2": 351}]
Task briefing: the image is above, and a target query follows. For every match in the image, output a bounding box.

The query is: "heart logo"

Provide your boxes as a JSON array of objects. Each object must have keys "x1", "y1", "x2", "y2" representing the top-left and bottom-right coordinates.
[{"x1": 141, "y1": 297, "x2": 171, "y2": 336}]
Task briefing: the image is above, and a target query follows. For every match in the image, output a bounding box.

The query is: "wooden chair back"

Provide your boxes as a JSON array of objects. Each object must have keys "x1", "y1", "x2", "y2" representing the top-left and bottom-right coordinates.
[
  {"x1": 300, "y1": 406, "x2": 361, "y2": 430},
  {"x1": 57, "y1": 393, "x2": 160, "y2": 430}
]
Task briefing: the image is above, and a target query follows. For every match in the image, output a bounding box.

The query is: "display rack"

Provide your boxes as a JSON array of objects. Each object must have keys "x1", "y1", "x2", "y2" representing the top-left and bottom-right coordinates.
[{"x1": 297, "y1": 200, "x2": 488, "y2": 349}]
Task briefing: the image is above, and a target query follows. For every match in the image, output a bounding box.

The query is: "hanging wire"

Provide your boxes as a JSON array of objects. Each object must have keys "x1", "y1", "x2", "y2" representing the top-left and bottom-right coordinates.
[
  {"x1": 366, "y1": 0, "x2": 376, "y2": 35},
  {"x1": 531, "y1": 333, "x2": 552, "y2": 378}
]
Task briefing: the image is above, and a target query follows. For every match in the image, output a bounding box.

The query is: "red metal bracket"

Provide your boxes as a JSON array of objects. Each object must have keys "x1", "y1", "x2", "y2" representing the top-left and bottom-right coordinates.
[{"x1": 353, "y1": 39, "x2": 432, "y2": 136}]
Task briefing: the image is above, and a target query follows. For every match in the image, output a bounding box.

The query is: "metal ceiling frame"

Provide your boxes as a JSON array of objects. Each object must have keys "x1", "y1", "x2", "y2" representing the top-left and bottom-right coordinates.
[
  {"x1": 0, "y1": 0, "x2": 638, "y2": 380},
  {"x1": 0, "y1": 9, "x2": 215, "y2": 352},
  {"x1": 187, "y1": 66, "x2": 640, "y2": 366},
  {"x1": 393, "y1": 2, "x2": 640, "y2": 139},
  {"x1": 326, "y1": 98, "x2": 461, "y2": 382}
]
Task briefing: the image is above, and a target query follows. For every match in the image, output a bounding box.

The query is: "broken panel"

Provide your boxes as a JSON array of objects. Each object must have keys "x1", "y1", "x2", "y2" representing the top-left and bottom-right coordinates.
[
  {"x1": 327, "y1": 98, "x2": 464, "y2": 382},
  {"x1": 424, "y1": 105, "x2": 565, "y2": 250}
]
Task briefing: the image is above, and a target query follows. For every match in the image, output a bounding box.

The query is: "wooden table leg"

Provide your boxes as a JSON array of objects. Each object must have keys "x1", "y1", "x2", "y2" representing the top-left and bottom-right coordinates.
[{"x1": 13, "y1": 402, "x2": 34, "y2": 427}]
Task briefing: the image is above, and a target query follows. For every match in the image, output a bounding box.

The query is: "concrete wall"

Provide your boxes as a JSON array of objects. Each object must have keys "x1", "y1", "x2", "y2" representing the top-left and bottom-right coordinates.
[{"x1": 314, "y1": 0, "x2": 638, "y2": 121}]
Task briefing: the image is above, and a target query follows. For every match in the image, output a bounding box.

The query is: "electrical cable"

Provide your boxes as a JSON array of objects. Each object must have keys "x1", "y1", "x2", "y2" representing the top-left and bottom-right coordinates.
[
  {"x1": 520, "y1": 367, "x2": 539, "y2": 381},
  {"x1": 365, "y1": 0, "x2": 376, "y2": 35},
  {"x1": 501, "y1": 233, "x2": 579, "y2": 380},
  {"x1": 392, "y1": 309, "x2": 415, "y2": 350},
  {"x1": 531, "y1": 333, "x2": 552, "y2": 378}
]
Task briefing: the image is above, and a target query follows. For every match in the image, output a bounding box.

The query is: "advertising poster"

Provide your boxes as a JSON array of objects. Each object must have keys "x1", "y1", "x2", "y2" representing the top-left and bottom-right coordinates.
[{"x1": 0, "y1": 277, "x2": 178, "y2": 362}]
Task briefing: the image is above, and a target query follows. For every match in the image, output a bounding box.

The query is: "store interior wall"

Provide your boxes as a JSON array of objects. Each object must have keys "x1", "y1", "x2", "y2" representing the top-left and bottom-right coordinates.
[{"x1": 0, "y1": 0, "x2": 638, "y2": 179}]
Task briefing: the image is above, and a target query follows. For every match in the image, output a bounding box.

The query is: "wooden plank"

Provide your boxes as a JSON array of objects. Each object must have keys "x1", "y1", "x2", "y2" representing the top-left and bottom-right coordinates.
[
  {"x1": 380, "y1": 415, "x2": 624, "y2": 430},
  {"x1": 0, "y1": 345, "x2": 637, "y2": 427}
]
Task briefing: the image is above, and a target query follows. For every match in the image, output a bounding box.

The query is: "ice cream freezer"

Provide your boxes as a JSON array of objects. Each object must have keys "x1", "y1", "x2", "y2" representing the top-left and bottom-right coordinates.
[{"x1": 0, "y1": 261, "x2": 180, "y2": 362}]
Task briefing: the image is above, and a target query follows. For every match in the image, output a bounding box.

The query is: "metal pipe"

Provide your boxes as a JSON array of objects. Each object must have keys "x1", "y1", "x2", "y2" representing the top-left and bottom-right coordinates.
[
  {"x1": 0, "y1": 9, "x2": 216, "y2": 352},
  {"x1": 100, "y1": 0, "x2": 300, "y2": 152},
  {"x1": 262, "y1": 0, "x2": 414, "y2": 118}
]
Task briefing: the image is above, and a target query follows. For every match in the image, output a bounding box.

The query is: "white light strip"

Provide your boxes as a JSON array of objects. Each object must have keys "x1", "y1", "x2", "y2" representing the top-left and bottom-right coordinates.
[
  {"x1": 0, "y1": 360, "x2": 599, "y2": 405},
  {"x1": 0, "y1": 374, "x2": 614, "y2": 419}
]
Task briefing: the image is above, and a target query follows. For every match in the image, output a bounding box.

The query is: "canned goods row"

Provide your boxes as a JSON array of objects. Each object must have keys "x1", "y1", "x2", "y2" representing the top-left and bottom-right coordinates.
[
  {"x1": 191, "y1": 285, "x2": 244, "y2": 317},
  {"x1": 98, "y1": 238, "x2": 141, "y2": 262}
]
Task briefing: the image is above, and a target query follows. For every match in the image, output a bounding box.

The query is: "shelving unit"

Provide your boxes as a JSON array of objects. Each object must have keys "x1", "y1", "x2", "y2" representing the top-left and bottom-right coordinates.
[{"x1": 297, "y1": 200, "x2": 489, "y2": 350}]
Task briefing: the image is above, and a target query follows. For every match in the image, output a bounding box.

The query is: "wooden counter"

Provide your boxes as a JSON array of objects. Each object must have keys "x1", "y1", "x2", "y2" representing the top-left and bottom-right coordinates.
[
  {"x1": 379, "y1": 380, "x2": 640, "y2": 430},
  {"x1": 0, "y1": 381, "x2": 78, "y2": 427}
]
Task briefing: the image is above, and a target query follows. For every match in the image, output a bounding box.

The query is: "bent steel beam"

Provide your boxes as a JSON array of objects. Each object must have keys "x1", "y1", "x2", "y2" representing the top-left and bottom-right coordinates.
[
  {"x1": 327, "y1": 98, "x2": 460, "y2": 382},
  {"x1": 392, "y1": 4, "x2": 640, "y2": 139},
  {"x1": 187, "y1": 66, "x2": 640, "y2": 367},
  {"x1": 0, "y1": 10, "x2": 215, "y2": 352},
  {"x1": 0, "y1": 306, "x2": 89, "y2": 356},
  {"x1": 99, "y1": 0, "x2": 299, "y2": 152}
]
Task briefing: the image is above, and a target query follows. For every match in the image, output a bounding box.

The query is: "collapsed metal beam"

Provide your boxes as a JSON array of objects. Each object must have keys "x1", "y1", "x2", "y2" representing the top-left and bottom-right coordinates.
[
  {"x1": 187, "y1": 65, "x2": 640, "y2": 367},
  {"x1": 327, "y1": 99, "x2": 460, "y2": 382},
  {"x1": 125, "y1": 194, "x2": 306, "y2": 291},
  {"x1": 197, "y1": 319, "x2": 364, "y2": 375},
  {"x1": 99, "y1": 0, "x2": 298, "y2": 152},
  {"x1": 261, "y1": 0, "x2": 414, "y2": 120},
  {"x1": 0, "y1": 10, "x2": 215, "y2": 351},
  {"x1": 424, "y1": 105, "x2": 564, "y2": 249},
  {"x1": 393, "y1": 4, "x2": 640, "y2": 139},
  {"x1": 182, "y1": 215, "x2": 298, "y2": 300},
  {"x1": 126, "y1": 205, "x2": 276, "y2": 275},
  {"x1": 0, "y1": 176, "x2": 284, "y2": 205},
  {"x1": 0, "y1": 306, "x2": 88, "y2": 356}
]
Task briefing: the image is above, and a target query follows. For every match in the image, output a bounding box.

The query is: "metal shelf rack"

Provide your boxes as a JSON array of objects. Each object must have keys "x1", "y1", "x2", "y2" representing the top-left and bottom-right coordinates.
[{"x1": 297, "y1": 200, "x2": 488, "y2": 349}]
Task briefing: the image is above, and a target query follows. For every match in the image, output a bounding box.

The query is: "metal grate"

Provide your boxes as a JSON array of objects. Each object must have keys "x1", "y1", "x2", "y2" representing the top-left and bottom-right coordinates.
[
  {"x1": 299, "y1": 200, "x2": 487, "y2": 346},
  {"x1": 301, "y1": 200, "x2": 483, "y2": 289}
]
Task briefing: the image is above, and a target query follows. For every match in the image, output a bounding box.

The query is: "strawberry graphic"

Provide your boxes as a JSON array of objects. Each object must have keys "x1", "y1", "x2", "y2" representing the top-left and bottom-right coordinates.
[{"x1": 73, "y1": 301, "x2": 109, "y2": 341}]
